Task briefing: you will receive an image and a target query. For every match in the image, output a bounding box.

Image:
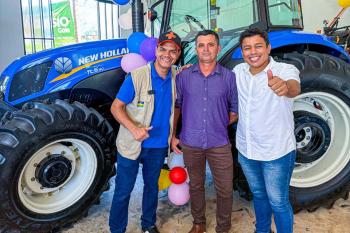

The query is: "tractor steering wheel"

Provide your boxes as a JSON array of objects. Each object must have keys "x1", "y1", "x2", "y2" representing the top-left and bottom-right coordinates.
[{"x1": 183, "y1": 15, "x2": 206, "y2": 41}]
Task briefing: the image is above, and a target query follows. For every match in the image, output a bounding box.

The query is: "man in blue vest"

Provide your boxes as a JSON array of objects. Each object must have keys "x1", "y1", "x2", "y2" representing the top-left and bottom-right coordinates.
[{"x1": 109, "y1": 31, "x2": 181, "y2": 233}]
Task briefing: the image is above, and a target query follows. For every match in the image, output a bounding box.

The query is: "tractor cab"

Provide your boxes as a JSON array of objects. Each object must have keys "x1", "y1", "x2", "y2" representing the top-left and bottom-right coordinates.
[{"x1": 147, "y1": 0, "x2": 303, "y2": 63}]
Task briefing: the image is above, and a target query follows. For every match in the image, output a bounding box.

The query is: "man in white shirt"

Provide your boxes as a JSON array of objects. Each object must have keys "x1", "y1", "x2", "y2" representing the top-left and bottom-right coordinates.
[{"x1": 233, "y1": 28, "x2": 300, "y2": 233}]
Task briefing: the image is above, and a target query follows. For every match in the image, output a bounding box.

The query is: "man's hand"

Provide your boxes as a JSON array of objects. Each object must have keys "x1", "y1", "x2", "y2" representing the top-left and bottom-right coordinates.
[
  {"x1": 176, "y1": 64, "x2": 193, "y2": 74},
  {"x1": 171, "y1": 136, "x2": 182, "y2": 154},
  {"x1": 131, "y1": 126, "x2": 153, "y2": 142},
  {"x1": 267, "y1": 69, "x2": 288, "y2": 96},
  {"x1": 229, "y1": 112, "x2": 238, "y2": 125}
]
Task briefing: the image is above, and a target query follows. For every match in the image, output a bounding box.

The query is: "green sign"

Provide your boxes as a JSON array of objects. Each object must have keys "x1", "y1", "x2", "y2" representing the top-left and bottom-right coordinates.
[{"x1": 52, "y1": 0, "x2": 76, "y2": 47}]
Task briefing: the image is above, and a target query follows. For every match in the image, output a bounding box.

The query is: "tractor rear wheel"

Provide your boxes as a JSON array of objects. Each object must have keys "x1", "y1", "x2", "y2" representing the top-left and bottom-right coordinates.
[{"x1": 276, "y1": 51, "x2": 350, "y2": 211}]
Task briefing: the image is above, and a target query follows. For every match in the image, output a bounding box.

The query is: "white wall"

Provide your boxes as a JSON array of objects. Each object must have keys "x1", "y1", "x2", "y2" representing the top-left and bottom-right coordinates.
[
  {"x1": 0, "y1": 0, "x2": 25, "y2": 73},
  {"x1": 302, "y1": 0, "x2": 350, "y2": 33}
]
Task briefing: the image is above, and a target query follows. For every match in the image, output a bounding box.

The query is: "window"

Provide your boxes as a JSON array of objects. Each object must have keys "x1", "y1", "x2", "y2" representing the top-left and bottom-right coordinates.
[
  {"x1": 21, "y1": 0, "x2": 122, "y2": 54},
  {"x1": 168, "y1": 0, "x2": 259, "y2": 42},
  {"x1": 169, "y1": 0, "x2": 208, "y2": 41},
  {"x1": 168, "y1": 0, "x2": 260, "y2": 63},
  {"x1": 75, "y1": 0, "x2": 120, "y2": 42},
  {"x1": 215, "y1": 0, "x2": 259, "y2": 31},
  {"x1": 268, "y1": 0, "x2": 303, "y2": 27},
  {"x1": 145, "y1": 0, "x2": 165, "y2": 38},
  {"x1": 21, "y1": 0, "x2": 54, "y2": 54},
  {"x1": 97, "y1": 1, "x2": 119, "y2": 40}
]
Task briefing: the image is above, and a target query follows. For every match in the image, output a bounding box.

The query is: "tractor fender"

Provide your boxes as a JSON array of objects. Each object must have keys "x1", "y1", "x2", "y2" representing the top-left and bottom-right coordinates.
[{"x1": 232, "y1": 30, "x2": 350, "y2": 62}]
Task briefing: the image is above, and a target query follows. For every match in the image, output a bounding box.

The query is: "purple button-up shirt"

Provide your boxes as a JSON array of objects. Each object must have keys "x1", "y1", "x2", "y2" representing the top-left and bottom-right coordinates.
[{"x1": 176, "y1": 64, "x2": 238, "y2": 149}]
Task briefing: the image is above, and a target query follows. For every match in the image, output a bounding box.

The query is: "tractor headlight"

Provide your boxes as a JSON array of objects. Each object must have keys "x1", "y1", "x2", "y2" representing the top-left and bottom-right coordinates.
[{"x1": 0, "y1": 76, "x2": 9, "y2": 99}]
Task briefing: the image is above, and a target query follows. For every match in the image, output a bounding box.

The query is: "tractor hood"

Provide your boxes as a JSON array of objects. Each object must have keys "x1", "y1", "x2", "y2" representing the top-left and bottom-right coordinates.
[
  {"x1": 0, "y1": 39, "x2": 128, "y2": 105},
  {"x1": 2, "y1": 39, "x2": 128, "y2": 78}
]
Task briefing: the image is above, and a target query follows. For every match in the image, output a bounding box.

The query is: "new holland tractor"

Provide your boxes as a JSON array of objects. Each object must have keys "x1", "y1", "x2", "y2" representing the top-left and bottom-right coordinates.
[{"x1": 0, "y1": 0, "x2": 350, "y2": 232}]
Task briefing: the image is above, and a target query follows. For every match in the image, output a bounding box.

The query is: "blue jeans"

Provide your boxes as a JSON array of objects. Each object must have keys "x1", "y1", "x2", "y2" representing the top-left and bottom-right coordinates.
[
  {"x1": 109, "y1": 147, "x2": 167, "y2": 233},
  {"x1": 238, "y1": 151, "x2": 296, "y2": 233}
]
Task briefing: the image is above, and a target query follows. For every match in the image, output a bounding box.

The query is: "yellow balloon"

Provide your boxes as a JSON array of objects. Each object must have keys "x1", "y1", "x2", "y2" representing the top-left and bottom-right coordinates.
[
  {"x1": 338, "y1": 0, "x2": 350, "y2": 8},
  {"x1": 158, "y1": 169, "x2": 172, "y2": 191}
]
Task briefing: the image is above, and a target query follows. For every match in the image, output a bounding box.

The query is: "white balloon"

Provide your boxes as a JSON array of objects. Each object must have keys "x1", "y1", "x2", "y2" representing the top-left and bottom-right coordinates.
[
  {"x1": 118, "y1": 10, "x2": 132, "y2": 30},
  {"x1": 168, "y1": 152, "x2": 185, "y2": 169}
]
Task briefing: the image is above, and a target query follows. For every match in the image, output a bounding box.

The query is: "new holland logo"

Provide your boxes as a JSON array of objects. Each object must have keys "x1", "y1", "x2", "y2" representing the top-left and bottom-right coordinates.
[{"x1": 54, "y1": 57, "x2": 73, "y2": 74}]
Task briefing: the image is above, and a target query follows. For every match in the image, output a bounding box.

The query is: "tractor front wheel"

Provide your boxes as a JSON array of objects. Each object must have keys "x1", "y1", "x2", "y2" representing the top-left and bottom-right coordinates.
[{"x1": 0, "y1": 100, "x2": 115, "y2": 232}]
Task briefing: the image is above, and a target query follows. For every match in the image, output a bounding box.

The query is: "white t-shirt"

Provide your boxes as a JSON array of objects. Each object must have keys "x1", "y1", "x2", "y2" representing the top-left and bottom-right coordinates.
[{"x1": 233, "y1": 57, "x2": 300, "y2": 161}]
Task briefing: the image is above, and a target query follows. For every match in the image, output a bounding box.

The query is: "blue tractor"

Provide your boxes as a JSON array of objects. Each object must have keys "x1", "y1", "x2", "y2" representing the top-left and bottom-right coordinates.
[{"x1": 0, "y1": 0, "x2": 350, "y2": 232}]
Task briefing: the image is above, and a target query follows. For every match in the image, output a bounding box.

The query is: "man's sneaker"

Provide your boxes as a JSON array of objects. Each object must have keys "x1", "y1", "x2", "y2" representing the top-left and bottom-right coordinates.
[{"x1": 142, "y1": 226, "x2": 160, "y2": 233}]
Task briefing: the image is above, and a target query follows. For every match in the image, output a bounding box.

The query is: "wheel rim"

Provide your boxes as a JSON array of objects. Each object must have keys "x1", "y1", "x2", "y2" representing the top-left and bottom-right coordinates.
[
  {"x1": 291, "y1": 92, "x2": 350, "y2": 188},
  {"x1": 18, "y1": 138, "x2": 97, "y2": 214},
  {"x1": 294, "y1": 111, "x2": 331, "y2": 163}
]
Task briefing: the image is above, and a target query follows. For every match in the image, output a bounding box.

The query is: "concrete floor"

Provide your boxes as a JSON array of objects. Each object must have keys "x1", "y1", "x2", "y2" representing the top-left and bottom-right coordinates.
[{"x1": 62, "y1": 166, "x2": 350, "y2": 233}]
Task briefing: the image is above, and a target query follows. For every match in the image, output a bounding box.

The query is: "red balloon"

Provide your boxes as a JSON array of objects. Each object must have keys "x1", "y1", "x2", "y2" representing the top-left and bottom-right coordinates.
[{"x1": 169, "y1": 167, "x2": 187, "y2": 184}]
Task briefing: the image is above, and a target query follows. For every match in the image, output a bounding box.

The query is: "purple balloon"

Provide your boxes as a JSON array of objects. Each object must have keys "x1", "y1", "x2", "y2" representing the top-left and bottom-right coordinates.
[
  {"x1": 168, "y1": 183, "x2": 190, "y2": 206},
  {"x1": 121, "y1": 53, "x2": 147, "y2": 73},
  {"x1": 140, "y1": 37, "x2": 158, "y2": 62}
]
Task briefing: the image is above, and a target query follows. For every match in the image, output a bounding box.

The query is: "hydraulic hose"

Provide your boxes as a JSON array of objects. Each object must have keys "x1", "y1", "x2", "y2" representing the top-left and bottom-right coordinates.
[{"x1": 132, "y1": 0, "x2": 144, "y2": 32}]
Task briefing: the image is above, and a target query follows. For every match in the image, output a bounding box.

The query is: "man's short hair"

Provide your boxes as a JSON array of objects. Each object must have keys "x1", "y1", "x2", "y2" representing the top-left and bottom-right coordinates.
[
  {"x1": 195, "y1": 30, "x2": 220, "y2": 45},
  {"x1": 239, "y1": 28, "x2": 270, "y2": 47}
]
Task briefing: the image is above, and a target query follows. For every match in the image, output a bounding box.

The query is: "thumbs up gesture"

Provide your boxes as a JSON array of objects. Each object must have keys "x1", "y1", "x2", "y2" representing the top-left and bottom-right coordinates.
[{"x1": 267, "y1": 69, "x2": 288, "y2": 96}]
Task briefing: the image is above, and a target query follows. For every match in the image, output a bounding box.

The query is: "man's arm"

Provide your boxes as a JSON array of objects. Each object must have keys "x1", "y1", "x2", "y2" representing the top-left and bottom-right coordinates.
[
  {"x1": 111, "y1": 98, "x2": 152, "y2": 142},
  {"x1": 229, "y1": 72, "x2": 239, "y2": 125},
  {"x1": 285, "y1": 79, "x2": 301, "y2": 98},
  {"x1": 171, "y1": 107, "x2": 182, "y2": 154},
  {"x1": 171, "y1": 72, "x2": 184, "y2": 154},
  {"x1": 172, "y1": 107, "x2": 181, "y2": 138}
]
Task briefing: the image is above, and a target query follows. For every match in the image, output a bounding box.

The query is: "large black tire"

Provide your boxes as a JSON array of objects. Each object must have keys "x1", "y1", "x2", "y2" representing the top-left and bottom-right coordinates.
[
  {"x1": 275, "y1": 51, "x2": 350, "y2": 211},
  {"x1": 0, "y1": 99, "x2": 115, "y2": 232}
]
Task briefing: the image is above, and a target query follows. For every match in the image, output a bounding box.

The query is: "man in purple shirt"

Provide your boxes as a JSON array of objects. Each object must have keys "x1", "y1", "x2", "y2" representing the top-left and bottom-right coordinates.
[{"x1": 171, "y1": 30, "x2": 238, "y2": 233}]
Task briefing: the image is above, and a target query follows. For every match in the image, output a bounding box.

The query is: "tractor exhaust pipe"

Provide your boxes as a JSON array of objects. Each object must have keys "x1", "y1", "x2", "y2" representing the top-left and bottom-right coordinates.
[{"x1": 132, "y1": 0, "x2": 144, "y2": 32}]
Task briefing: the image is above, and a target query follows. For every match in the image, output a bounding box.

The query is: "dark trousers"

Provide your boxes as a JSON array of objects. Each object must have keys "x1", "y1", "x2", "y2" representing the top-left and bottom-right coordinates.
[
  {"x1": 109, "y1": 148, "x2": 167, "y2": 233},
  {"x1": 181, "y1": 143, "x2": 233, "y2": 233}
]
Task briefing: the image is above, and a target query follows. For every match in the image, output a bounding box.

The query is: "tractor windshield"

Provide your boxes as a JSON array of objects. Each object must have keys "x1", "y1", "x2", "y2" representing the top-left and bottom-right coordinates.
[
  {"x1": 146, "y1": 0, "x2": 303, "y2": 64},
  {"x1": 170, "y1": 0, "x2": 259, "y2": 64},
  {"x1": 147, "y1": 0, "x2": 260, "y2": 64}
]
